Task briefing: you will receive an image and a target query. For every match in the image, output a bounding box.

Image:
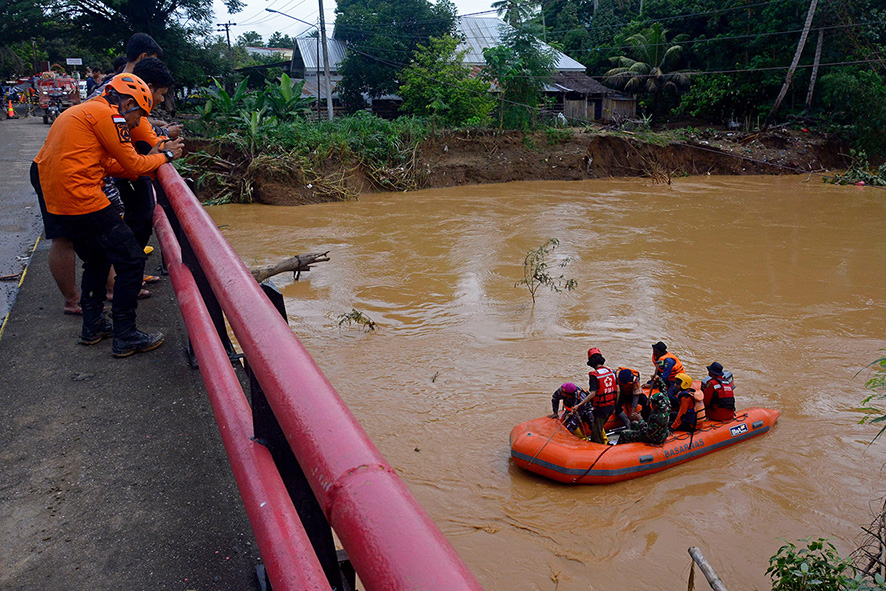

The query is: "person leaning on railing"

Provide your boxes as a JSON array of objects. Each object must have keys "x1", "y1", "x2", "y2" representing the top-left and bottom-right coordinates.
[{"x1": 30, "y1": 73, "x2": 182, "y2": 357}]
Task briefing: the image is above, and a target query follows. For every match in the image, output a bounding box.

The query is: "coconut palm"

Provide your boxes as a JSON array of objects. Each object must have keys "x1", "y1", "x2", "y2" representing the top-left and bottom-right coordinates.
[
  {"x1": 491, "y1": 0, "x2": 534, "y2": 27},
  {"x1": 604, "y1": 23, "x2": 691, "y2": 118}
]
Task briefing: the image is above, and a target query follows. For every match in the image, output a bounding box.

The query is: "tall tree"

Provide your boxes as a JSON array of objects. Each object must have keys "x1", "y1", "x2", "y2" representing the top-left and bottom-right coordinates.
[
  {"x1": 267, "y1": 32, "x2": 294, "y2": 49},
  {"x1": 64, "y1": 0, "x2": 244, "y2": 53},
  {"x1": 237, "y1": 31, "x2": 264, "y2": 47},
  {"x1": 334, "y1": 0, "x2": 458, "y2": 108},
  {"x1": 605, "y1": 23, "x2": 690, "y2": 119},
  {"x1": 763, "y1": 0, "x2": 818, "y2": 129},
  {"x1": 491, "y1": 0, "x2": 534, "y2": 27},
  {"x1": 481, "y1": 20, "x2": 555, "y2": 128},
  {"x1": 398, "y1": 35, "x2": 495, "y2": 126}
]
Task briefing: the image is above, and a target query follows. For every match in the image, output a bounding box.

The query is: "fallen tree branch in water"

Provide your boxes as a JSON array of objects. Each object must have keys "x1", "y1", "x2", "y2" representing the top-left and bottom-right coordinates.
[{"x1": 250, "y1": 251, "x2": 330, "y2": 282}]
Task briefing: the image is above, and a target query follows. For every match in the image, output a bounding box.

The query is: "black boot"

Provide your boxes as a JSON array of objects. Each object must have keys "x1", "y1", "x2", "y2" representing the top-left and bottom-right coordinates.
[
  {"x1": 112, "y1": 311, "x2": 164, "y2": 358},
  {"x1": 78, "y1": 304, "x2": 113, "y2": 346}
]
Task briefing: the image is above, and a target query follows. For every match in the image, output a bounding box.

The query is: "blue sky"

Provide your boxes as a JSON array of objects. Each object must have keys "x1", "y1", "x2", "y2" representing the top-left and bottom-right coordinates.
[{"x1": 212, "y1": 0, "x2": 496, "y2": 45}]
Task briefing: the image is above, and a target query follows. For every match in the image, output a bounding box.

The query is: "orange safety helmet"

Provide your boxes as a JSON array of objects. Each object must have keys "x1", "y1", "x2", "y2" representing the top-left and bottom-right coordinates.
[
  {"x1": 105, "y1": 73, "x2": 153, "y2": 113},
  {"x1": 587, "y1": 347, "x2": 601, "y2": 358}
]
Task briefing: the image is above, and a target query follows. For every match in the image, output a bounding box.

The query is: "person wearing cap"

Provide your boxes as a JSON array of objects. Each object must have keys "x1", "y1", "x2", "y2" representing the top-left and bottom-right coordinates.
[
  {"x1": 616, "y1": 381, "x2": 670, "y2": 446},
  {"x1": 614, "y1": 367, "x2": 649, "y2": 429},
  {"x1": 31, "y1": 72, "x2": 182, "y2": 357},
  {"x1": 586, "y1": 347, "x2": 618, "y2": 444},
  {"x1": 549, "y1": 382, "x2": 592, "y2": 438},
  {"x1": 670, "y1": 373, "x2": 706, "y2": 432},
  {"x1": 651, "y1": 341, "x2": 685, "y2": 407},
  {"x1": 702, "y1": 362, "x2": 736, "y2": 422}
]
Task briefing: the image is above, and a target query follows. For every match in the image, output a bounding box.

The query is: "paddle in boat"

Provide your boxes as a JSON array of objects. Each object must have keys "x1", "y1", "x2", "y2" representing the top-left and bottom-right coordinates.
[{"x1": 510, "y1": 406, "x2": 779, "y2": 484}]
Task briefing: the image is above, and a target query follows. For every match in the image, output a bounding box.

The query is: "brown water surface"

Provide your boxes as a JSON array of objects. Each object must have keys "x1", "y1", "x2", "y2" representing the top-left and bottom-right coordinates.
[{"x1": 209, "y1": 176, "x2": 886, "y2": 591}]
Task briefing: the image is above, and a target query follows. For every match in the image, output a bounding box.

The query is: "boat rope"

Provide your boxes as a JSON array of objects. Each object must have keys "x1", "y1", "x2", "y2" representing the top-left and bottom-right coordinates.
[{"x1": 572, "y1": 443, "x2": 616, "y2": 484}]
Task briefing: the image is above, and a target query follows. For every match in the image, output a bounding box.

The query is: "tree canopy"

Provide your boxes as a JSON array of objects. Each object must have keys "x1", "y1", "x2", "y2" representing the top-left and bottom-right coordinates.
[{"x1": 334, "y1": 0, "x2": 458, "y2": 108}]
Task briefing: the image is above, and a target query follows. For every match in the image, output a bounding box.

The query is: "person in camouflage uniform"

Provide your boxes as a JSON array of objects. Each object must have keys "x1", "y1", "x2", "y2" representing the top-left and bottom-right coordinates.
[{"x1": 616, "y1": 383, "x2": 671, "y2": 445}]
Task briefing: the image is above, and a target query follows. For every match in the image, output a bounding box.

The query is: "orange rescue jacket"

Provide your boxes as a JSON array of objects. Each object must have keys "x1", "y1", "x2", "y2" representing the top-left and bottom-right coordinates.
[{"x1": 34, "y1": 97, "x2": 166, "y2": 215}]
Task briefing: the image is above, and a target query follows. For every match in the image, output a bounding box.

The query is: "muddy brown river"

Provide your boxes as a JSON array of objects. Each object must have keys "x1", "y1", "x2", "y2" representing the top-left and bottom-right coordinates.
[{"x1": 208, "y1": 176, "x2": 886, "y2": 591}]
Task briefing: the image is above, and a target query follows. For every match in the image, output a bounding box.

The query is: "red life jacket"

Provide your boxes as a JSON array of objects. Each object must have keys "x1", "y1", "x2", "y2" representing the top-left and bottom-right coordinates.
[
  {"x1": 653, "y1": 352, "x2": 685, "y2": 379},
  {"x1": 589, "y1": 366, "x2": 617, "y2": 408},
  {"x1": 704, "y1": 377, "x2": 735, "y2": 421}
]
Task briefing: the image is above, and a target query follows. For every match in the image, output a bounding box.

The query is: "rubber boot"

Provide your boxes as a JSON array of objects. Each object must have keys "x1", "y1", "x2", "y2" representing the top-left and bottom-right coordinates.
[
  {"x1": 112, "y1": 311, "x2": 164, "y2": 358},
  {"x1": 78, "y1": 303, "x2": 113, "y2": 345}
]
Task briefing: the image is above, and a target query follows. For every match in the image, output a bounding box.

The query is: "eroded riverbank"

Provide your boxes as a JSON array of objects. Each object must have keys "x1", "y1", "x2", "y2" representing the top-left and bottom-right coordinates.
[{"x1": 187, "y1": 127, "x2": 847, "y2": 206}]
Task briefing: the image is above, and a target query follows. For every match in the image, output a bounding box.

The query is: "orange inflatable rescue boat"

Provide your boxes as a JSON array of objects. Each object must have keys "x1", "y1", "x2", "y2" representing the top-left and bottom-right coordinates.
[{"x1": 510, "y1": 407, "x2": 779, "y2": 484}]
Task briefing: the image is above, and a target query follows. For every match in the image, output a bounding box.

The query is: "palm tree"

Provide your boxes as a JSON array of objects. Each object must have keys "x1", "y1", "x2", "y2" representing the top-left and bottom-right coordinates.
[
  {"x1": 491, "y1": 0, "x2": 534, "y2": 27},
  {"x1": 604, "y1": 23, "x2": 691, "y2": 120}
]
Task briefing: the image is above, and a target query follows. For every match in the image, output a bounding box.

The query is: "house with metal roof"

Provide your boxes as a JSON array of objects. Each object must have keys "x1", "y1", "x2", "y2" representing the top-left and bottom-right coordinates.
[{"x1": 284, "y1": 15, "x2": 634, "y2": 121}]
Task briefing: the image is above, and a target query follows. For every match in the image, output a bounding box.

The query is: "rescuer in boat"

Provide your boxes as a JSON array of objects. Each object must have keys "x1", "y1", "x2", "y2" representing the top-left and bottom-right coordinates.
[
  {"x1": 701, "y1": 362, "x2": 736, "y2": 422},
  {"x1": 616, "y1": 381, "x2": 671, "y2": 445},
  {"x1": 587, "y1": 348, "x2": 618, "y2": 444},
  {"x1": 31, "y1": 73, "x2": 181, "y2": 357},
  {"x1": 614, "y1": 367, "x2": 650, "y2": 429},
  {"x1": 549, "y1": 382, "x2": 592, "y2": 438},
  {"x1": 651, "y1": 341, "x2": 685, "y2": 409},
  {"x1": 670, "y1": 373, "x2": 706, "y2": 432}
]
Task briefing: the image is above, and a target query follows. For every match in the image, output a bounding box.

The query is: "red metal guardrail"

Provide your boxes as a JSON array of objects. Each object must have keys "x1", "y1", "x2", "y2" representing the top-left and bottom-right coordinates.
[
  {"x1": 155, "y1": 164, "x2": 483, "y2": 591},
  {"x1": 153, "y1": 205, "x2": 332, "y2": 591}
]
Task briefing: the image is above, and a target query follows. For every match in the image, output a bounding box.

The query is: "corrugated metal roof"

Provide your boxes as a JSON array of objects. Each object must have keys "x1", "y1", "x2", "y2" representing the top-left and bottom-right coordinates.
[
  {"x1": 293, "y1": 16, "x2": 584, "y2": 73},
  {"x1": 456, "y1": 17, "x2": 586, "y2": 72},
  {"x1": 296, "y1": 37, "x2": 348, "y2": 72}
]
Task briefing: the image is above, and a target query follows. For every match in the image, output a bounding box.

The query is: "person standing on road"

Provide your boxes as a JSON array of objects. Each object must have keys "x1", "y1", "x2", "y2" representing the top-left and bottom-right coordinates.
[{"x1": 31, "y1": 73, "x2": 181, "y2": 357}]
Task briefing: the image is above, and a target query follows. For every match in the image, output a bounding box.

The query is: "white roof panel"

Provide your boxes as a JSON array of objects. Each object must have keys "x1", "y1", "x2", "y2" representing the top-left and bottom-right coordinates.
[
  {"x1": 456, "y1": 17, "x2": 586, "y2": 72},
  {"x1": 296, "y1": 37, "x2": 348, "y2": 72}
]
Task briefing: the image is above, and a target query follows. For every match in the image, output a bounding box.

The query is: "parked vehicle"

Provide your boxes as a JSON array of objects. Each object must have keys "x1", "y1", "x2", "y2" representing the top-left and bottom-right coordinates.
[{"x1": 36, "y1": 72, "x2": 80, "y2": 124}]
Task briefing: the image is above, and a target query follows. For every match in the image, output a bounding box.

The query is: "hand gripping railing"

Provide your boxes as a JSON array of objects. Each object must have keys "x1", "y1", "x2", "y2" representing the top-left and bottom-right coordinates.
[{"x1": 154, "y1": 164, "x2": 483, "y2": 591}]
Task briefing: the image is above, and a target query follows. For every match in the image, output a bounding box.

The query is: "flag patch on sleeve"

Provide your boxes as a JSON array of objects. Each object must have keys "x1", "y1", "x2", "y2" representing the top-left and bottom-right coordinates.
[{"x1": 112, "y1": 116, "x2": 131, "y2": 142}]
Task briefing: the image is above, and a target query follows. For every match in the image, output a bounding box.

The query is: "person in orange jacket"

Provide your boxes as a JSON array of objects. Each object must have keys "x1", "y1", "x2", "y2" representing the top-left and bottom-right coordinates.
[
  {"x1": 702, "y1": 362, "x2": 736, "y2": 422},
  {"x1": 670, "y1": 373, "x2": 706, "y2": 432},
  {"x1": 31, "y1": 73, "x2": 182, "y2": 357},
  {"x1": 651, "y1": 341, "x2": 685, "y2": 408}
]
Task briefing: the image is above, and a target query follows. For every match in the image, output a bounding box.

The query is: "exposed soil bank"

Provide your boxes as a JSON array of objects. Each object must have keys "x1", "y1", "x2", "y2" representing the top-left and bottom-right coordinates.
[{"x1": 191, "y1": 128, "x2": 848, "y2": 206}]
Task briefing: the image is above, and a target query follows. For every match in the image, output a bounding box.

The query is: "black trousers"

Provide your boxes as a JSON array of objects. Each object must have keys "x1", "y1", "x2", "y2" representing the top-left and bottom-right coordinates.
[
  {"x1": 32, "y1": 163, "x2": 146, "y2": 324},
  {"x1": 117, "y1": 177, "x2": 155, "y2": 249}
]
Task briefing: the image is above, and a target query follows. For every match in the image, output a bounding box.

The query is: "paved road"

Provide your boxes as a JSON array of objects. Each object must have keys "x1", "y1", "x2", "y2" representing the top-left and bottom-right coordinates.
[
  {"x1": 0, "y1": 112, "x2": 263, "y2": 590},
  {"x1": 0, "y1": 114, "x2": 47, "y2": 323}
]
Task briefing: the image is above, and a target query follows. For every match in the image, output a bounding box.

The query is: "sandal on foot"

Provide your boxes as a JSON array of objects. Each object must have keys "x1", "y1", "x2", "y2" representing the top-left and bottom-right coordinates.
[
  {"x1": 63, "y1": 307, "x2": 82, "y2": 316},
  {"x1": 143, "y1": 274, "x2": 160, "y2": 284},
  {"x1": 137, "y1": 288, "x2": 152, "y2": 300}
]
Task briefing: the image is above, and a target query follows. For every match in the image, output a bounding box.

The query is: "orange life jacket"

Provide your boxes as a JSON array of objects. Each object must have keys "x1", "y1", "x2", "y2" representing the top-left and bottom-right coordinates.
[
  {"x1": 589, "y1": 366, "x2": 617, "y2": 408},
  {"x1": 672, "y1": 388, "x2": 705, "y2": 429},
  {"x1": 654, "y1": 352, "x2": 685, "y2": 380}
]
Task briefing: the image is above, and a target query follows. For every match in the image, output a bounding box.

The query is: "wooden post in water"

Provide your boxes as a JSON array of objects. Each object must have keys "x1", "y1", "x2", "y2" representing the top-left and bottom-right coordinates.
[{"x1": 688, "y1": 547, "x2": 728, "y2": 591}]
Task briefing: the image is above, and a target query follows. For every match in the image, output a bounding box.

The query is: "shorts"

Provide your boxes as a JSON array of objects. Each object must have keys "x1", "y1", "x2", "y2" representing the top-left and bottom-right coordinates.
[{"x1": 30, "y1": 161, "x2": 69, "y2": 241}]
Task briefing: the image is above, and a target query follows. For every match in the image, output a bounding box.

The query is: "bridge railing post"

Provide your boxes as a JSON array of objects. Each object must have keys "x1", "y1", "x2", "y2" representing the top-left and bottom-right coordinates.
[
  {"x1": 155, "y1": 179, "x2": 239, "y2": 367},
  {"x1": 250, "y1": 282, "x2": 354, "y2": 591}
]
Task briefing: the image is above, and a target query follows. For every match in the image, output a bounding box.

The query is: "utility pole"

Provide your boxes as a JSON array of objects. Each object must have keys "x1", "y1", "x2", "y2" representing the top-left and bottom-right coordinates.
[
  {"x1": 763, "y1": 0, "x2": 818, "y2": 130},
  {"x1": 31, "y1": 38, "x2": 37, "y2": 76},
  {"x1": 217, "y1": 22, "x2": 236, "y2": 48},
  {"x1": 317, "y1": 0, "x2": 334, "y2": 121}
]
